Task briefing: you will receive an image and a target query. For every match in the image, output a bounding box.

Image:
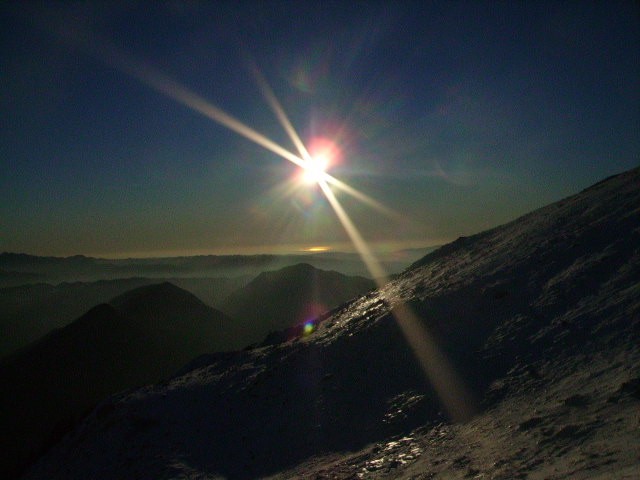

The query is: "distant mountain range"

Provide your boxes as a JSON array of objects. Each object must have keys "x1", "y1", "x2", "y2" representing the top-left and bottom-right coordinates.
[
  {"x1": 0, "y1": 247, "x2": 437, "y2": 287},
  {"x1": 19, "y1": 168, "x2": 639, "y2": 479}
]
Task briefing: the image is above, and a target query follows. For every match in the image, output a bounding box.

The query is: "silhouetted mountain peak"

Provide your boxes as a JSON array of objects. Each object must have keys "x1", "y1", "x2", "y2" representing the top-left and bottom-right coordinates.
[
  {"x1": 221, "y1": 263, "x2": 375, "y2": 347},
  {"x1": 108, "y1": 281, "x2": 219, "y2": 323},
  {"x1": 251, "y1": 262, "x2": 368, "y2": 286},
  {"x1": 252, "y1": 262, "x2": 315, "y2": 282},
  {"x1": 109, "y1": 281, "x2": 200, "y2": 306},
  {"x1": 281, "y1": 262, "x2": 315, "y2": 272}
]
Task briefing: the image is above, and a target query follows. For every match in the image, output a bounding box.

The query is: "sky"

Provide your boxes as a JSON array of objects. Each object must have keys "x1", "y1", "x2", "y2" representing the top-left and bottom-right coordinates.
[{"x1": 1, "y1": 1, "x2": 638, "y2": 258}]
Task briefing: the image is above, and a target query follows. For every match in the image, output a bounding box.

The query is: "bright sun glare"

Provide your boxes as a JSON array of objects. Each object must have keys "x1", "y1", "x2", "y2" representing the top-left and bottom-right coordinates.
[
  {"x1": 301, "y1": 155, "x2": 330, "y2": 184},
  {"x1": 300, "y1": 137, "x2": 340, "y2": 185}
]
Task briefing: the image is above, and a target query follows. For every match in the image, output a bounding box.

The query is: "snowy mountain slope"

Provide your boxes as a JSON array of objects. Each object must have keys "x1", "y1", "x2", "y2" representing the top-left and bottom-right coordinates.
[
  {"x1": 23, "y1": 167, "x2": 640, "y2": 479},
  {"x1": 269, "y1": 347, "x2": 639, "y2": 479}
]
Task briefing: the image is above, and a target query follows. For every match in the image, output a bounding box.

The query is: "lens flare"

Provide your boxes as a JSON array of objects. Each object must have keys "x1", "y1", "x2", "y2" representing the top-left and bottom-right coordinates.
[
  {"x1": 319, "y1": 179, "x2": 477, "y2": 421},
  {"x1": 303, "y1": 321, "x2": 316, "y2": 336}
]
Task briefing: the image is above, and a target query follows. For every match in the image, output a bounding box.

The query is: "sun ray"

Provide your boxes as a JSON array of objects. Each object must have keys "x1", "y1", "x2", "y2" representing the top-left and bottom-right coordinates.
[
  {"x1": 101, "y1": 51, "x2": 308, "y2": 170},
  {"x1": 318, "y1": 181, "x2": 387, "y2": 280},
  {"x1": 38, "y1": 15, "x2": 309, "y2": 171},
  {"x1": 324, "y1": 176, "x2": 401, "y2": 219},
  {"x1": 319, "y1": 179, "x2": 477, "y2": 421},
  {"x1": 248, "y1": 62, "x2": 313, "y2": 163}
]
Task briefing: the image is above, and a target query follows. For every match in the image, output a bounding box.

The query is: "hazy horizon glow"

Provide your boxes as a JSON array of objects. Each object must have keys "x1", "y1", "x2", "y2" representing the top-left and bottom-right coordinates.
[{"x1": 29, "y1": 238, "x2": 445, "y2": 260}]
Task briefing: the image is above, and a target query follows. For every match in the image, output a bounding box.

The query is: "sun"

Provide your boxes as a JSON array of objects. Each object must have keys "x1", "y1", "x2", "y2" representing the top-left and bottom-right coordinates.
[
  {"x1": 301, "y1": 154, "x2": 330, "y2": 184},
  {"x1": 299, "y1": 137, "x2": 341, "y2": 185}
]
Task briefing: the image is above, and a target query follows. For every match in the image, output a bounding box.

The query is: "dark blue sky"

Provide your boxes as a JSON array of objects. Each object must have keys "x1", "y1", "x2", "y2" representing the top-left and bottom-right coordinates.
[{"x1": 1, "y1": 1, "x2": 638, "y2": 257}]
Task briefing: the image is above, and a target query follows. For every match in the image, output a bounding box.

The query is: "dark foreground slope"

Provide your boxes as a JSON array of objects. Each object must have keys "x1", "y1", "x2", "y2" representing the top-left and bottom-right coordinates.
[
  {"x1": 221, "y1": 263, "x2": 375, "y2": 347},
  {"x1": 24, "y1": 168, "x2": 640, "y2": 479},
  {"x1": 0, "y1": 282, "x2": 234, "y2": 479}
]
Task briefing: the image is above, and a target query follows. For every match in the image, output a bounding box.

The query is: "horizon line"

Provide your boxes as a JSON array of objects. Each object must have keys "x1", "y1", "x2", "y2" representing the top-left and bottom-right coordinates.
[{"x1": 1, "y1": 240, "x2": 446, "y2": 261}]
